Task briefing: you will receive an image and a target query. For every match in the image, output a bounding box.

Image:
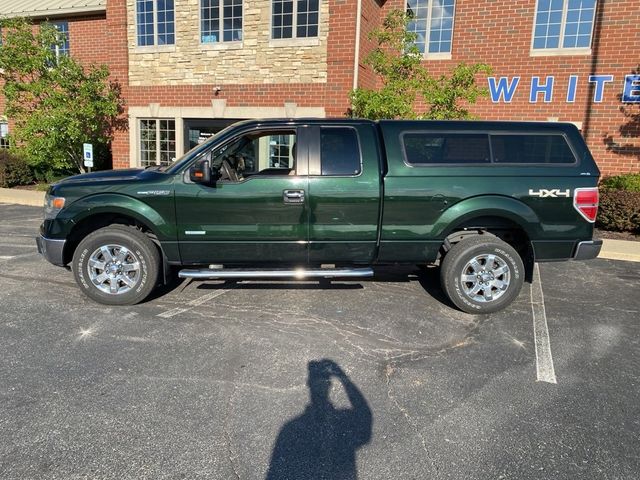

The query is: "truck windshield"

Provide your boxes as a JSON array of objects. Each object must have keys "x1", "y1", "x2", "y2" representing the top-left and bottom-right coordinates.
[{"x1": 161, "y1": 123, "x2": 238, "y2": 174}]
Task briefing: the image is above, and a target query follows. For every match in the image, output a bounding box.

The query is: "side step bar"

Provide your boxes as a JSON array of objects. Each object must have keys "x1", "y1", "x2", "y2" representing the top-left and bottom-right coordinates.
[{"x1": 178, "y1": 267, "x2": 374, "y2": 280}]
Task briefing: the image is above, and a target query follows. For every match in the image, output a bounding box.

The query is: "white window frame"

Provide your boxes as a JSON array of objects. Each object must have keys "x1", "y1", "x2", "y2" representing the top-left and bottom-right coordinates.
[
  {"x1": 199, "y1": 0, "x2": 244, "y2": 48},
  {"x1": 406, "y1": 0, "x2": 456, "y2": 60},
  {"x1": 269, "y1": 0, "x2": 321, "y2": 46},
  {"x1": 135, "y1": 0, "x2": 176, "y2": 49},
  {"x1": 138, "y1": 118, "x2": 176, "y2": 167},
  {"x1": 530, "y1": 0, "x2": 596, "y2": 57},
  {"x1": 0, "y1": 121, "x2": 9, "y2": 149},
  {"x1": 50, "y1": 21, "x2": 70, "y2": 60}
]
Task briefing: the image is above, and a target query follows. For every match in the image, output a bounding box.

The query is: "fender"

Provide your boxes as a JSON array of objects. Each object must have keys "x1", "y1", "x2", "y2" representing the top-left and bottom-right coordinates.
[
  {"x1": 433, "y1": 195, "x2": 543, "y2": 239},
  {"x1": 55, "y1": 193, "x2": 175, "y2": 242}
]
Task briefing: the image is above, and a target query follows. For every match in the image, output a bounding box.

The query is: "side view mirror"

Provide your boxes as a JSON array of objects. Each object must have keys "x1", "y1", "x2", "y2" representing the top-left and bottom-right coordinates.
[{"x1": 189, "y1": 159, "x2": 212, "y2": 184}]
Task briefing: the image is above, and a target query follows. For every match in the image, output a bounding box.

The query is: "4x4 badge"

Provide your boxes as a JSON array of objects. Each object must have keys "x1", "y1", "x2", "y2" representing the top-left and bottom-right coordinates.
[{"x1": 529, "y1": 189, "x2": 571, "y2": 198}]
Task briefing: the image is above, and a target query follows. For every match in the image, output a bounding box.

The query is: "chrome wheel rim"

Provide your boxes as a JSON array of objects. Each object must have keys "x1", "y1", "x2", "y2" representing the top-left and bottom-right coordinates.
[
  {"x1": 87, "y1": 244, "x2": 140, "y2": 295},
  {"x1": 460, "y1": 254, "x2": 511, "y2": 303}
]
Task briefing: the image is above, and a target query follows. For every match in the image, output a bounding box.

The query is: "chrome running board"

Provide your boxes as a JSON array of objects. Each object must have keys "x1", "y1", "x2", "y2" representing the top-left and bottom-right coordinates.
[{"x1": 178, "y1": 267, "x2": 374, "y2": 280}]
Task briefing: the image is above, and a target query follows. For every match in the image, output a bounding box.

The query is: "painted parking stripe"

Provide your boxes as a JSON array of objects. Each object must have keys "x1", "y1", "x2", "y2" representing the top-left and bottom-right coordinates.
[
  {"x1": 531, "y1": 263, "x2": 557, "y2": 384},
  {"x1": 0, "y1": 252, "x2": 39, "y2": 260},
  {"x1": 157, "y1": 288, "x2": 232, "y2": 318}
]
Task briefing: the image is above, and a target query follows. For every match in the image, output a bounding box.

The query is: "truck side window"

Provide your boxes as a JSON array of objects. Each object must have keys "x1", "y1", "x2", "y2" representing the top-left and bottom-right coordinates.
[
  {"x1": 320, "y1": 128, "x2": 361, "y2": 176},
  {"x1": 490, "y1": 134, "x2": 576, "y2": 164},
  {"x1": 403, "y1": 133, "x2": 490, "y2": 164},
  {"x1": 209, "y1": 130, "x2": 297, "y2": 180}
]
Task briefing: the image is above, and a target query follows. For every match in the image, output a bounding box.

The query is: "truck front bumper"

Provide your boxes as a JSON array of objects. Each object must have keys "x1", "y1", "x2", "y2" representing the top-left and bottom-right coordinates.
[
  {"x1": 572, "y1": 240, "x2": 602, "y2": 261},
  {"x1": 36, "y1": 235, "x2": 67, "y2": 266}
]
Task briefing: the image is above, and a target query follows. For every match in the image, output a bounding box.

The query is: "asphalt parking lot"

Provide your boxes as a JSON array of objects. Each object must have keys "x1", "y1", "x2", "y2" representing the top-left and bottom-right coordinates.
[{"x1": 1, "y1": 203, "x2": 639, "y2": 479}]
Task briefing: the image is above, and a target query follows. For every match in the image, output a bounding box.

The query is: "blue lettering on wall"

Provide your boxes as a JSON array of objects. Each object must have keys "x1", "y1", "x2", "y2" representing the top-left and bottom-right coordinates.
[
  {"x1": 486, "y1": 74, "x2": 638, "y2": 104},
  {"x1": 530, "y1": 76, "x2": 554, "y2": 103},
  {"x1": 566, "y1": 75, "x2": 579, "y2": 103},
  {"x1": 488, "y1": 77, "x2": 520, "y2": 103},
  {"x1": 622, "y1": 74, "x2": 640, "y2": 103},
  {"x1": 588, "y1": 75, "x2": 614, "y2": 102}
]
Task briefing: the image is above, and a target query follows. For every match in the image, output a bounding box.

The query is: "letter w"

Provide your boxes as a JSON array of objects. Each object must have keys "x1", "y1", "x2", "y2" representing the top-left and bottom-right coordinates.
[{"x1": 488, "y1": 77, "x2": 520, "y2": 103}]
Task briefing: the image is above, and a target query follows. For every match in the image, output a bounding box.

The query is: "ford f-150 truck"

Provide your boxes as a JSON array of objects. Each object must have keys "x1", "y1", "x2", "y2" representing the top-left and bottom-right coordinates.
[{"x1": 37, "y1": 119, "x2": 602, "y2": 313}]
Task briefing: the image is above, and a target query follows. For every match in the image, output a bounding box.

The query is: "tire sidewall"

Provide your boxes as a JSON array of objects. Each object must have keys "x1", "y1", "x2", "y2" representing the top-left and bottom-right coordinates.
[
  {"x1": 444, "y1": 240, "x2": 524, "y2": 314},
  {"x1": 73, "y1": 229, "x2": 157, "y2": 305}
]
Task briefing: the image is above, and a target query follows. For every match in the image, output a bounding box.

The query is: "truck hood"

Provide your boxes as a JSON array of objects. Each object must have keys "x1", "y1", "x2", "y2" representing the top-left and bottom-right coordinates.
[{"x1": 54, "y1": 168, "x2": 147, "y2": 185}]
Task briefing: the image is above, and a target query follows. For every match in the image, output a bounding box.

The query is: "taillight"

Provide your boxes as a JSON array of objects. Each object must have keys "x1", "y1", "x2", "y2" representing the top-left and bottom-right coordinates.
[{"x1": 573, "y1": 187, "x2": 599, "y2": 223}]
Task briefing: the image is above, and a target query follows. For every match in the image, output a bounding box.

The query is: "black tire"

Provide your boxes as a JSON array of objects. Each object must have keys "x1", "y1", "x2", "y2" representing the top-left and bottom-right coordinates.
[
  {"x1": 440, "y1": 235, "x2": 524, "y2": 314},
  {"x1": 72, "y1": 225, "x2": 160, "y2": 305}
]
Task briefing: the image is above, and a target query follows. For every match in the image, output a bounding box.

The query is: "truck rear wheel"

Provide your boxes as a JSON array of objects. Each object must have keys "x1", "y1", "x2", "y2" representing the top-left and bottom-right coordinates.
[
  {"x1": 72, "y1": 225, "x2": 160, "y2": 305},
  {"x1": 440, "y1": 236, "x2": 524, "y2": 314}
]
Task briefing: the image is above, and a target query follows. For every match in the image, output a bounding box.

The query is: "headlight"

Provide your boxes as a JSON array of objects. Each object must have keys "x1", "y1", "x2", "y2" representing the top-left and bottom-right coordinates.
[{"x1": 44, "y1": 194, "x2": 66, "y2": 220}]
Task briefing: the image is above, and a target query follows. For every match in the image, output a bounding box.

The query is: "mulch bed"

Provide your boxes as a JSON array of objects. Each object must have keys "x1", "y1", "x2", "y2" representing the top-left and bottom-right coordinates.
[{"x1": 595, "y1": 228, "x2": 640, "y2": 242}]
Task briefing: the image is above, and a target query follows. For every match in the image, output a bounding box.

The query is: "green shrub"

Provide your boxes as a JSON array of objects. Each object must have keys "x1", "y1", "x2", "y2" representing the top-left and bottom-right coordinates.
[
  {"x1": 600, "y1": 173, "x2": 640, "y2": 192},
  {"x1": 596, "y1": 189, "x2": 640, "y2": 233},
  {"x1": 0, "y1": 150, "x2": 34, "y2": 187}
]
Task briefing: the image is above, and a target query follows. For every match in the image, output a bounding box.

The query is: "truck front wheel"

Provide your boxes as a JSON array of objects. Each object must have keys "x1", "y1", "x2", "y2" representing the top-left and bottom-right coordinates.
[
  {"x1": 72, "y1": 225, "x2": 160, "y2": 305},
  {"x1": 440, "y1": 236, "x2": 524, "y2": 314}
]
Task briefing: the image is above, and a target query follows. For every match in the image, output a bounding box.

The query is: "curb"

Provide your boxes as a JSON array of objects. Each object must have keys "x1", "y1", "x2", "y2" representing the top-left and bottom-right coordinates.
[
  {"x1": 0, "y1": 188, "x2": 45, "y2": 207},
  {"x1": 1, "y1": 188, "x2": 639, "y2": 262}
]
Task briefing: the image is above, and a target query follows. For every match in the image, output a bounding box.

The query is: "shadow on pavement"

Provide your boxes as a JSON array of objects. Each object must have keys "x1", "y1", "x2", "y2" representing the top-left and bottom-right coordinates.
[{"x1": 265, "y1": 359, "x2": 372, "y2": 480}]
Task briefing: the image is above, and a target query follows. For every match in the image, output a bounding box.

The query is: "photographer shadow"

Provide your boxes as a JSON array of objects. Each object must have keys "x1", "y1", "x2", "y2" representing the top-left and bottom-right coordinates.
[{"x1": 265, "y1": 359, "x2": 372, "y2": 480}]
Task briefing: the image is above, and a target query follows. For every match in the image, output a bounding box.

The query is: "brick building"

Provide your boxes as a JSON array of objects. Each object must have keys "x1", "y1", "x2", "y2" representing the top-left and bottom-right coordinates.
[{"x1": 1, "y1": 0, "x2": 638, "y2": 175}]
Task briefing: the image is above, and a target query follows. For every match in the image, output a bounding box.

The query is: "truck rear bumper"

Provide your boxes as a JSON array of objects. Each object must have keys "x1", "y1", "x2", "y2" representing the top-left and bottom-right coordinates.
[
  {"x1": 572, "y1": 240, "x2": 602, "y2": 261},
  {"x1": 36, "y1": 235, "x2": 66, "y2": 266}
]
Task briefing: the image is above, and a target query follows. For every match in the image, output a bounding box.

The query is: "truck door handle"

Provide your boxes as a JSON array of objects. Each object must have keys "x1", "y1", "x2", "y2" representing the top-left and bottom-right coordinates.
[{"x1": 283, "y1": 189, "x2": 305, "y2": 204}]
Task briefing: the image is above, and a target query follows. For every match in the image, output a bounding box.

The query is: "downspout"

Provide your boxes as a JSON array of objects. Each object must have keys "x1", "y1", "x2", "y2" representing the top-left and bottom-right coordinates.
[{"x1": 352, "y1": 0, "x2": 363, "y2": 91}]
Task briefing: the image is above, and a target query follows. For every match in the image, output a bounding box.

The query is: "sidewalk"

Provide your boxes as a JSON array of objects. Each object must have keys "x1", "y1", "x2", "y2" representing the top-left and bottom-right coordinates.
[
  {"x1": 598, "y1": 239, "x2": 640, "y2": 263},
  {"x1": 0, "y1": 187, "x2": 45, "y2": 207},
  {"x1": 1, "y1": 187, "x2": 639, "y2": 262}
]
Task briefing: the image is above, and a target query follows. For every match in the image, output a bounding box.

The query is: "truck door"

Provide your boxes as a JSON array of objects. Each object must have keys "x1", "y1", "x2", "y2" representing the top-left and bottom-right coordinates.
[
  {"x1": 307, "y1": 124, "x2": 382, "y2": 264},
  {"x1": 174, "y1": 126, "x2": 310, "y2": 265}
]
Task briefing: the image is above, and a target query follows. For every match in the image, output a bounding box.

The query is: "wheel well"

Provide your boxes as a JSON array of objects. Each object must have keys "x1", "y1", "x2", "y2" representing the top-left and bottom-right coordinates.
[
  {"x1": 63, "y1": 213, "x2": 159, "y2": 266},
  {"x1": 442, "y1": 216, "x2": 534, "y2": 282}
]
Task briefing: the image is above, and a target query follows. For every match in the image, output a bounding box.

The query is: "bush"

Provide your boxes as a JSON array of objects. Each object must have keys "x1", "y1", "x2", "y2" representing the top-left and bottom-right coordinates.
[
  {"x1": 596, "y1": 189, "x2": 640, "y2": 233},
  {"x1": 600, "y1": 173, "x2": 640, "y2": 192},
  {"x1": 0, "y1": 150, "x2": 34, "y2": 187}
]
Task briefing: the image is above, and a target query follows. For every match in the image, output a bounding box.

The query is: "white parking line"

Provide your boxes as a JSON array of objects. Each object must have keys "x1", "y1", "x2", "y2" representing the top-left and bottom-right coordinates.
[
  {"x1": 0, "y1": 252, "x2": 39, "y2": 260},
  {"x1": 157, "y1": 288, "x2": 232, "y2": 318},
  {"x1": 531, "y1": 263, "x2": 557, "y2": 384}
]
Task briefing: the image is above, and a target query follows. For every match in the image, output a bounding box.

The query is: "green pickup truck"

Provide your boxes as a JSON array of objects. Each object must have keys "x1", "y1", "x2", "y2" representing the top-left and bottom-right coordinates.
[{"x1": 37, "y1": 119, "x2": 601, "y2": 313}]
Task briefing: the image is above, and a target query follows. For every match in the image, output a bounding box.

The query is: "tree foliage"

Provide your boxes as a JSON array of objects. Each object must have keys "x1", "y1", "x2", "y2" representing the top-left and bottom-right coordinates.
[
  {"x1": 0, "y1": 18, "x2": 125, "y2": 175},
  {"x1": 349, "y1": 9, "x2": 491, "y2": 120}
]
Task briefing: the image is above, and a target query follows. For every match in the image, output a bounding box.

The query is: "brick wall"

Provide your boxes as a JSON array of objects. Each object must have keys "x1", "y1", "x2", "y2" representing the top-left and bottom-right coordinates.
[
  {"x1": 4, "y1": 1, "x2": 637, "y2": 175},
  {"x1": 364, "y1": 0, "x2": 640, "y2": 175}
]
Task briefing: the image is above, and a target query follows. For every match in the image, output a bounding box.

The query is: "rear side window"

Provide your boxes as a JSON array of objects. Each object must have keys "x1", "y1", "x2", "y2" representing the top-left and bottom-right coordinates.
[
  {"x1": 320, "y1": 128, "x2": 361, "y2": 176},
  {"x1": 490, "y1": 134, "x2": 576, "y2": 164},
  {"x1": 403, "y1": 133, "x2": 490, "y2": 164}
]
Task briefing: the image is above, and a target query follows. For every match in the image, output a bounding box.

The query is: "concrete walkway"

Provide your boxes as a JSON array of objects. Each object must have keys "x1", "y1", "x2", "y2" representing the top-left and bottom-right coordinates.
[
  {"x1": 0, "y1": 187, "x2": 45, "y2": 207},
  {"x1": 1, "y1": 187, "x2": 639, "y2": 262}
]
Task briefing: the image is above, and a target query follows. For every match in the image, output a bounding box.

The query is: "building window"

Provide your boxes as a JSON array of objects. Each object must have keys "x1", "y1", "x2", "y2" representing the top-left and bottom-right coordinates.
[
  {"x1": 268, "y1": 135, "x2": 292, "y2": 168},
  {"x1": 136, "y1": 0, "x2": 175, "y2": 47},
  {"x1": 140, "y1": 119, "x2": 176, "y2": 167},
  {"x1": 406, "y1": 0, "x2": 455, "y2": 56},
  {"x1": 272, "y1": 0, "x2": 319, "y2": 40},
  {"x1": 50, "y1": 21, "x2": 70, "y2": 58},
  {"x1": 532, "y1": 0, "x2": 596, "y2": 51},
  {"x1": 201, "y1": 0, "x2": 243, "y2": 43},
  {"x1": 0, "y1": 122, "x2": 9, "y2": 149}
]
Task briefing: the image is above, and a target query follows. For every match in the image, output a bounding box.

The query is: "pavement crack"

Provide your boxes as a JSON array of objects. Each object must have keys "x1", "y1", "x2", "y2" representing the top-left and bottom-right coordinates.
[{"x1": 383, "y1": 361, "x2": 430, "y2": 457}]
